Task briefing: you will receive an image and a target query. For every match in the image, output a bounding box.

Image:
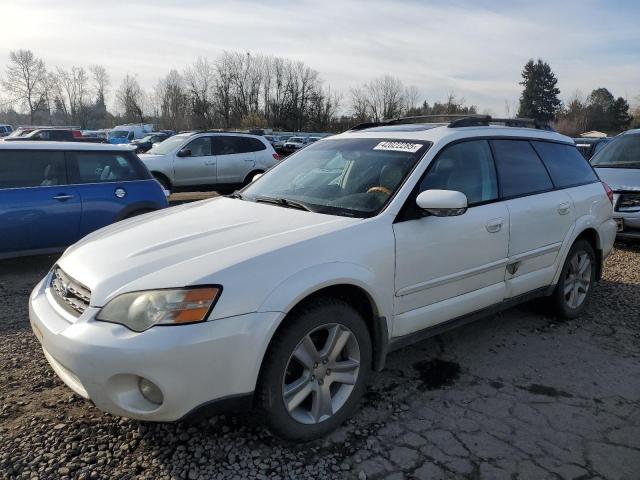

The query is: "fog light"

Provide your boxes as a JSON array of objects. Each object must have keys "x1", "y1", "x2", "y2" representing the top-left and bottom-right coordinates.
[{"x1": 138, "y1": 377, "x2": 163, "y2": 405}]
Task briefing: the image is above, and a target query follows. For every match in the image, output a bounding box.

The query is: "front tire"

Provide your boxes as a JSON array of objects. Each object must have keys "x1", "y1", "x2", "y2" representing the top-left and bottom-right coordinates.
[
  {"x1": 551, "y1": 239, "x2": 596, "y2": 318},
  {"x1": 257, "y1": 298, "x2": 371, "y2": 441}
]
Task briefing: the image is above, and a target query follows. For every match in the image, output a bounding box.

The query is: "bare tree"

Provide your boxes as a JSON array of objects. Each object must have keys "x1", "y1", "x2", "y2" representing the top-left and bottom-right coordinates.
[
  {"x1": 54, "y1": 66, "x2": 90, "y2": 126},
  {"x1": 1, "y1": 49, "x2": 47, "y2": 123},
  {"x1": 350, "y1": 75, "x2": 407, "y2": 122},
  {"x1": 155, "y1": 69, "x2": 189, "y2": 131},
  {"x1": 116, "y1": 74, "x2": 144, "y2": 123},
  {"x1": 184, "y1": 57, "x2": 216, "y2": 128}
]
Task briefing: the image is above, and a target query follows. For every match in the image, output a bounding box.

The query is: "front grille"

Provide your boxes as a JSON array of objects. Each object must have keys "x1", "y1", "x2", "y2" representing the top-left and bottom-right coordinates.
[
  {"x1": 50, "y1": 267, "x2": 91, "y2": 316},
  {"x1": 617, "y1": 193, "x2": 640, "y2": 212}
]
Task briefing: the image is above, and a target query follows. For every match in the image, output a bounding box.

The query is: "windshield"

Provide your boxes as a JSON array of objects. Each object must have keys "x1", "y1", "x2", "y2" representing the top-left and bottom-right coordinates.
[
  {"x1": 289, "y1": 137, "x2": 305, "y2": 143},
  {"x1": 147, "y1": 135, "x2": 188, "y2": 155},
  {"x1": 591, "y1": 135, "x2": 640, "y2": 168},
  {"x1": 110, "y1": 130, "x2": 128, "y2": 139},
  {"x1": 242, "y1": 138, "x2": 429, "y2": 217}
]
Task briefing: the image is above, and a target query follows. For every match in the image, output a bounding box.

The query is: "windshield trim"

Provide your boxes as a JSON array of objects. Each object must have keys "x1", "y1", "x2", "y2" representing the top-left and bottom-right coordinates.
[{"x1": 241, "y1": 137, "x2": 432, "y2": 219}]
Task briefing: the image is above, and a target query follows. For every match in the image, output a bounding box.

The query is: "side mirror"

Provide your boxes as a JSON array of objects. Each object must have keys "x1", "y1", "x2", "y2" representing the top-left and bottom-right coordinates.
[
  {"x1": 416, "y1": 189, "x2": 468, "y2": 217},
  {"x1": 177, "y1": 148, "x2": 191, "y2": 157}
]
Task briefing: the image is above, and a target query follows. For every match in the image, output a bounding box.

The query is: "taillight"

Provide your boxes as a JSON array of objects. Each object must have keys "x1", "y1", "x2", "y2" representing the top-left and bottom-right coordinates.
[
  {"x1": 273, "y1": 152, "x2": 280, "y2": 161},
  {"x1": 602, "y1": 181, "x2": 614, "y2": 205}
]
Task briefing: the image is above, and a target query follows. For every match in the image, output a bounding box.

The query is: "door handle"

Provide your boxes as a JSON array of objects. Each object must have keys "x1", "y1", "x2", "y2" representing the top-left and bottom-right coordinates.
[
  {"x1": 557, "y1": 202, "x2": 571, "y2": 215},
  {"x1": 244, "y1": 158, "x2": 254, "y2": 162},
  {"x1": 204, "y1": 160, "x2": 215, "y2": 165},
  {"x1": 52, "y1": 194, "x2": 74, "y2": 201},
  {"x1": 486, "y1": 218, "x2": 504, "y2": 233}
]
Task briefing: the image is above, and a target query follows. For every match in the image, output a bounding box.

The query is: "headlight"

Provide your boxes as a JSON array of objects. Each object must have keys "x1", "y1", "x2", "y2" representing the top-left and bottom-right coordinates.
[{"x1": 96, "y1": 286, "x2": 221, "y2": 332}]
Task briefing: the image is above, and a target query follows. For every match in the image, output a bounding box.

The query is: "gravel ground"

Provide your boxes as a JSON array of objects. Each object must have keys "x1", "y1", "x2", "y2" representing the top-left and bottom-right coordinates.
[{"x1": 1, "y1": 243, "x2": 639, "y2": 480}]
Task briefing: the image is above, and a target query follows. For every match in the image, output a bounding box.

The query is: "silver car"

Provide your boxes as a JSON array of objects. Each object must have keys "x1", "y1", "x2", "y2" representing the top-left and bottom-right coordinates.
[
  {"x1": 592, "y1": 129, "x2": 640, "y2": 240},
  {"x1": 139, "y1": 132, "x2": 280, "y2": 193}
]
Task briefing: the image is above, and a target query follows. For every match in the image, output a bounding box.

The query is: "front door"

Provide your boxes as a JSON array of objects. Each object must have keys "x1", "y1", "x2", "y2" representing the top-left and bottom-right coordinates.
[
  {"x1": 392, "y1": 140, "x2": 509, "y2": 338},
  {"x1": 173, "y1": 136, "x2": 217, "y2": 187}
]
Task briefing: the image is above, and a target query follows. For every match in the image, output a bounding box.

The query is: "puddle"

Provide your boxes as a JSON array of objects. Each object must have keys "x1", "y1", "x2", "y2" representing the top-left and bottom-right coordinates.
[
  {"x1": 519, "y1": 383, "x2": 574, "y2": 398},
  {"x1": 413, "y1": 359, "x2": 461, "y2": 391}
]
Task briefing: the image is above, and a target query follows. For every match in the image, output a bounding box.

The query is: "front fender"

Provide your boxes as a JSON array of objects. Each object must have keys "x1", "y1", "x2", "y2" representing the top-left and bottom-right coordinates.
[{"x1": 258, "y1": 261, "x2": 393, "y2": 324}]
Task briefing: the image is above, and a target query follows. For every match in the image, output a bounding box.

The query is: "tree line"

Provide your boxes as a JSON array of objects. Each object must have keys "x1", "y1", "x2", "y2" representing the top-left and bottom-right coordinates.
[{"x1": 0, "y1": 49, "x2": 637, "y2": 135}]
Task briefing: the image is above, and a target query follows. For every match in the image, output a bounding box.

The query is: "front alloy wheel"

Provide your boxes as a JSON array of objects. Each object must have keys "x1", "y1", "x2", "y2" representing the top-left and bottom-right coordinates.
[
  {"x1": 283, "y1": 324, "x2": 360, "y2": 424},
  {"x1": 258, "y1": 298, "x2": 371, "y2": 441}
]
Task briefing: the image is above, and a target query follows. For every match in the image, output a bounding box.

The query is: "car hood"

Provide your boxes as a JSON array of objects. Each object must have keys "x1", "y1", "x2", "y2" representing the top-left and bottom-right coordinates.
[
  {"x1": 596, "y1": 167, "x2": 640, "y2": 192},
  {"x1": 58, "y1": 197, "x2": 359, "y2": 306}
]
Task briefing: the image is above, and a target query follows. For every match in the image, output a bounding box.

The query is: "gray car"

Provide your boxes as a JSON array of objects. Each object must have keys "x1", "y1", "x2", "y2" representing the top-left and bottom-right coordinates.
[{"x1": 591, "y1": 129, "x2": 640, "y2": 240}]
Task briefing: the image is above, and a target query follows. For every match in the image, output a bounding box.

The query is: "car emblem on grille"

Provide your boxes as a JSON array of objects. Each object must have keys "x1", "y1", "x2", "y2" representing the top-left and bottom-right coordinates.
[{"x1": 59, "y1": 280, "x2": 70, "y2": 297}]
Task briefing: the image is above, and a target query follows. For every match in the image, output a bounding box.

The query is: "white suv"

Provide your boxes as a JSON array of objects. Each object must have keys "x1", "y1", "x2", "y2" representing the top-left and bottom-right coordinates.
[
  {"x1": 29, "y1": 116, "x2": 617, "y2": 441},
  {"x1": 139, "y1": 131, "x2": 279, "y2": 193}
]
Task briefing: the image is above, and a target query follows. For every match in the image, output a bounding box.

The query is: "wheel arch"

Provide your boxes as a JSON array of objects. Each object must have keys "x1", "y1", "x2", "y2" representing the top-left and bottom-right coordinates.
[
  {"x1": 150, "y1": 171, "x2": 172, "y2": 190},
  {"x1": 574, "y1": 227, "x2": 603, "y2": 280},
  {"x1": 257, "y1": 266, "x2": 392, "y2": 380}
]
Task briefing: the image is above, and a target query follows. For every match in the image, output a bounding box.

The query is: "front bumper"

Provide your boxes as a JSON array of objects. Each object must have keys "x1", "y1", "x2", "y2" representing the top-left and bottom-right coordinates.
[{"x1": 29, "y1": 275, "x2": 283, "y2": 421}]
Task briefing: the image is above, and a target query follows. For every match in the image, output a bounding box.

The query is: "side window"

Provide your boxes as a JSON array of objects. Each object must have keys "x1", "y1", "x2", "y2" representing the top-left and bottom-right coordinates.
[
  {"x1": 419, "y1": 140, "x2": 498, "y2": 205},
  {"x1": 0, "y1": 150, "x2": 66, "y2": 188},
  {"x1": 245, "y1": 137, "x2": 266, "y2": 152},
  {"x1": 212, "y1": 136, "x2": 239, "y2": 156},
  {"x1": 491, "y1": 140, "x2": 553, "y2": 198},
  {"x1": 185, "y1": 137, "x2": 212, "y2": 157},
  {"x1": 531, "y1": 141, "x2": 598, "y2": 188},
  {"x1": 128, "y1": 131, "x2": 134, "y2": 141},
  {"x1": 68, "y1": 152, "x2": 141, "y2": 183}
]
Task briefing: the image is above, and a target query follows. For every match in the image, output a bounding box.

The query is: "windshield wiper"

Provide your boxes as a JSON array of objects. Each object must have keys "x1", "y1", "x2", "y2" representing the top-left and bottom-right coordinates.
[{"x1": 254, "y1": 196, "x2": 315, "y2": 212}]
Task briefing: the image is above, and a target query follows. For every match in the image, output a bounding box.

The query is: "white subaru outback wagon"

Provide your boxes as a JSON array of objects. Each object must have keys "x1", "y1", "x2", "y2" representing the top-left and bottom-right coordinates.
[{"x1": 30, "y1": 116, "x2": 617, "y2": 441}]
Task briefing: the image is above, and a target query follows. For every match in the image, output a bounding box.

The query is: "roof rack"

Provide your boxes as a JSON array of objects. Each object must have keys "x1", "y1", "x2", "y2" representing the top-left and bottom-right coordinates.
[{"x1": 348, "y1": 114, "x2": 553, "y2": 132}]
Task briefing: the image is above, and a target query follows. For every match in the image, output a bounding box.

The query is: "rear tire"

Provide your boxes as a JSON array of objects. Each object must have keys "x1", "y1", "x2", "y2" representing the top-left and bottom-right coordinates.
[
  {"x1": 257, "y1": 298, "x2": 371, "y2": 441},
  {"x1": 152, "y1": 173, "x2": 171, "y2": 193},
  {"x1": 550, "y1": 239, "x2": 596, "y2": 319},
  {"x1": 243, "y1": 170, "x2": 264, "y2": 187}
]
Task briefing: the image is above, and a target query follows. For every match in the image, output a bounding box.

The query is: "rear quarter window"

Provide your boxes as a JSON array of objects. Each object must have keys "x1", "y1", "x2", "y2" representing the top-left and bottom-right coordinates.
[
  {"x1": 67, "y1": 151, "x2": 150, "y2": 184},
  {"x1": 531, "y1": 141, "x2": 598, "y2": 188},
  {"x1": 0, "y1": 150, "x2": 66, "y2": 188}
]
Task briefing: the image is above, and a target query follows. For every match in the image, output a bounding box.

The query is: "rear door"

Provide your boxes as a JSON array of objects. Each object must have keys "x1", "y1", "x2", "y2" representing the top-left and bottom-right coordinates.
[
  {"x1": 66, "y1": 150, "x2": 152, "y2": 237},
  {"x1": 213, "y1": 135, "x2": 257, "y2": 185},
  {"x1": 491, "y1": 139, "x2": 574, "y2": 297},
  {"x1": 0, "y1": 149, "x2": 81, "y2": 255},
  {"x1": 173, "y1": 136, "x2": 217, "y2": 186}
]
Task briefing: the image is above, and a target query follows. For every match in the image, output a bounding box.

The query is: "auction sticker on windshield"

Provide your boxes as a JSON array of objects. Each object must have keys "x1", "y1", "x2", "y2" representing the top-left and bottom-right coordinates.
[{"x1": 373, "y1": 141, "x2": 422, "y2": 153}]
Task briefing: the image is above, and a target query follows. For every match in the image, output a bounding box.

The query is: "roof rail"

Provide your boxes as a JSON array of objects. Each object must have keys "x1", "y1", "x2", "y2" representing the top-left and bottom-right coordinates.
[
  {"x1": 448, "y1": 116, "x2": 553, "y2": 131},
  {"x1": 17, "y1": 125, "x2": 81, "y2": 130}
]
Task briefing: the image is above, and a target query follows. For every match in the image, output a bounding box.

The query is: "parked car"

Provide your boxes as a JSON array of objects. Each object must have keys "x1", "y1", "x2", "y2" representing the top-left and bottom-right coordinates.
[
  {"x1": 28, "y1": 116, "x2": 616, "y2": 440},
  {"x1": 0, "y1": 141, "x2": 168, "y2": 259},
  {"x1": 130, "y1": 132, "x2": 170, "y2": 153},
  {"x1": 4, "y1": 128, "x2": 106, "y2": 143},
  {"x1": 139, "y1": 131, "x2": 279, "y2": 193},
  {"x1": 282, "y1": 136, "x2": 309, "y2": 154},
  {"x1": 591, "y1": 129, "x2": 640, "y2": 240},
  {"x1": 273, "y1": 135, "x2": 291, "y2": 153},
  {"x1": 108, "y1": 124, "x2": 154, "y2": 144},
  {"x1": 0, "y1": 124, "x2": 13, "y2": 137},
  {"x1": 573, "y1": 137, "x2": 610, "y2": 159},
  {"x1": 263, "y1": 134, "x2": 281, "y2": 147},
  {"x1": 307, "y1": 136, "x2": 322, "y2": 144}
]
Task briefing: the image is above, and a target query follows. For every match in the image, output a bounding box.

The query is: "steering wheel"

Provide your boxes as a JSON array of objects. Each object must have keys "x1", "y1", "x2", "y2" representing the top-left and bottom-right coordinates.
[{"x1": 366, "y1": 186, "x2": 392, "y2": 196}]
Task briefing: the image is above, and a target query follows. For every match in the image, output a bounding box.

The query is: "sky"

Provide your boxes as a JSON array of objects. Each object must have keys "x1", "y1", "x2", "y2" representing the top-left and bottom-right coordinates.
[{"x1": 1, "y1": 0, "x2": 639, "y2": 116}]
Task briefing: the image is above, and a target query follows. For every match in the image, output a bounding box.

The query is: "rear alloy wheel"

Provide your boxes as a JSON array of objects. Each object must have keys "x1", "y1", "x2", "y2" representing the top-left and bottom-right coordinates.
[
  {"x1": 258, "y1": 298, "x2": 371, "y2": 441},
  {"x1": 552, "y1": 239, "x2": 596, "y2": 318}
]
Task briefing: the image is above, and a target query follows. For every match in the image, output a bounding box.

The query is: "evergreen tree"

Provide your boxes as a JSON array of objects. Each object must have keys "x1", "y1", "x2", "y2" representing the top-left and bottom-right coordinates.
[{"x1": 517, "y1": 59, "x2": 562, "y2": 122}]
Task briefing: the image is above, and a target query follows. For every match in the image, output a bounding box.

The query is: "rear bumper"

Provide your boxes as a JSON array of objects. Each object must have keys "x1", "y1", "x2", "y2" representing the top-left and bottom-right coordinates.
[
  {"x1": 613, "y1": 212, "x2": 640, "y2": 240},
  {"x1": 29, "y1": 275, "x2": 283, "y2": 421}
]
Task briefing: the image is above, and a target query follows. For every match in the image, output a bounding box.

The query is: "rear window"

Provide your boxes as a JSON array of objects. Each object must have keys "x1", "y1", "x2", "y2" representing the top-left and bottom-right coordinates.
[
  {"x1": 531, "y1": 141, "x2": 598, "y2": 188},
  {"x1": 491, "y1": 140, "x2": 553, "y2": 198},
  {"x1": 67, "y1": 151, "x2": 148, "y2": 184},
  {"x1": 0, "y1": 150, "x2": 66, "y2": 188}
]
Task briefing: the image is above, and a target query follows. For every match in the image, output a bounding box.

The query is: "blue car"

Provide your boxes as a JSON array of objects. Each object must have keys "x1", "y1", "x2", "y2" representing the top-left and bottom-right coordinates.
[{"x1": 0, "y1": 142, "x2": 169, "y2": 259}]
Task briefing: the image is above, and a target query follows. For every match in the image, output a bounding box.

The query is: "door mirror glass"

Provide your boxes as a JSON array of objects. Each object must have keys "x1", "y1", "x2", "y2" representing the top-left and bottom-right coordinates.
[
  {"x1": 416, "y1": 190, "x2": 468, "y2": 217},
  {"x1": 177, "y1": 148, "x2": 191, "y2": 157}
]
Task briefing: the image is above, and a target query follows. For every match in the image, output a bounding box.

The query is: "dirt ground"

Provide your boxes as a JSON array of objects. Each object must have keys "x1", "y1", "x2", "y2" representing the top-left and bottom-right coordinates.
[{"x1": 1, "y1": 243, "x2": 639, "y2": 479}]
